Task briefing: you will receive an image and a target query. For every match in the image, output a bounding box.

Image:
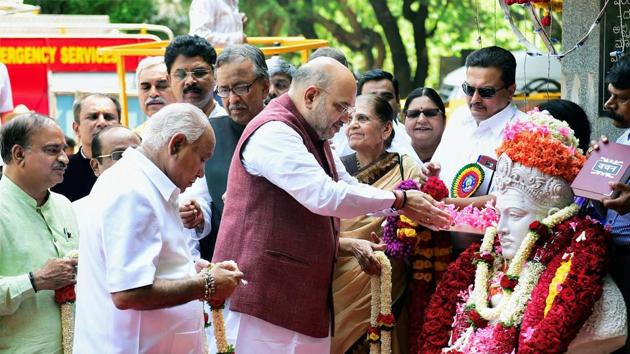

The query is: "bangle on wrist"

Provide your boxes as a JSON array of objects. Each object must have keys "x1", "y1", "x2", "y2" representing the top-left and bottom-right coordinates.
[
  {"x1": 392, "y1": 190, "x2": 406, "y2": 210},
  {"x1": 200, "y1": 269, "x2": 216, "y2": 302},
  {"x1": 401, "y1": 190, "x2": 407, "y2": 209},
  {"x1": 28, "y1": 272, "x2": 37, "y2": 292}
]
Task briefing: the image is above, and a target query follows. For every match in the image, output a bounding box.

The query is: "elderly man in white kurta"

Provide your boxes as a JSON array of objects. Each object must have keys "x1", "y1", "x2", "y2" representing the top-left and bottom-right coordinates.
[{"x1": 73, "y1": 103, "x2": 243, "y2": 353}]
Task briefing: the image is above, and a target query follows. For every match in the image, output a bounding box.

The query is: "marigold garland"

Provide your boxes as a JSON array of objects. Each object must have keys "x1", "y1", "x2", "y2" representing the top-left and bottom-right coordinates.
[
  {"x1": 367, "y1": 251, "x2": 393, "y2": 354},
  {"x1": 54, "y1": 250, "x2": 78, "y2": 354},
  {"x1": 380, "y1": 177, "x2": 453, "y2": 353},
  {"x1": 496, "y1": 111, "x2": 586, "y2": 183}
]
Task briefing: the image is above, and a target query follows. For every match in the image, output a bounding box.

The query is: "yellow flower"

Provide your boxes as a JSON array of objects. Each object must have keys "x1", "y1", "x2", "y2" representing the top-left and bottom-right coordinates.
[
  {"x1": 413, "y1": 273, "x2": 432, "y2": 282},
  {"x1": 400, "y1": 214, "x2": 418, "y2": 227},
  {"x1": 397, "y1": 228, "x2": 417, "y2": 238},
  {"x1": 413, "y1": 259, "x2": 433, "y2": 270},
  {"x1": 434, "y1": 247, "x2": 452, "y2": 257},
  {"x1": 544, "y1": 256, "x2": 572, "y2": 317}
]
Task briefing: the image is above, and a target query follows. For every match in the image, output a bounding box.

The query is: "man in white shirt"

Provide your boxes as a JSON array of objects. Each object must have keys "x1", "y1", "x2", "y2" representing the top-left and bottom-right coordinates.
[
  {"x1": 432, "y1": 46, "x2": 527, "y2": 197},
  {"x1": 134, "y1": 56, "x2": 176, "y2": 135},
  {"x1": 73, "y1": 103, "x2": 243, "y2": 353},
  {"x1": 0, "y1": 63, "x2": 13, "y2": 122},
  {"x1": 165, "y1": 35, "x2": 227, "y2": 119},
  {"x1": 211, "y1": 57, "x2": 450, "y2": 354},
  {"x1": 189, "y1": 0, "x2": 245, "y2": 47},
  {"x1": 165, "y1": 35, "x2": 229, "y2": 257}
]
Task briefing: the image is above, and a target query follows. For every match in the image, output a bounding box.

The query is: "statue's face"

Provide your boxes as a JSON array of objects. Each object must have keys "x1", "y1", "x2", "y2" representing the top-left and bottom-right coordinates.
[{"x1": 495, "y1": 188, "x2": 547, "y2": 261}]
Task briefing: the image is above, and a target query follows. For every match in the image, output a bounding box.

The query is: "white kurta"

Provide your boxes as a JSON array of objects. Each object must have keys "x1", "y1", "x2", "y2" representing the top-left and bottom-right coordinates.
[
  {"x1": 188, "y1": 0, "x2": 243, "y2": 47},
  {"x1": 205, "y1": 121, "x2": 399, "y2": 354},
  {"x1": 0, "y1": 63, "x2": 13, "y2": 114},
  {"x1": 73, "y1": 148, "x2": 204, "y2": 354},
  {"x1": 431, "y1": 103, "x2": 526, "y2": 194},
  {"x1": 179, "y1": 103, "x2": 228, "y2": 258}
]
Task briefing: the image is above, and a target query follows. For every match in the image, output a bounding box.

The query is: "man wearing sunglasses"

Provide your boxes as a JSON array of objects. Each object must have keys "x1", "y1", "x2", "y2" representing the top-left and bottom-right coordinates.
[{"x1": 432, "y1": 46, "x2": 526, "y2": 197}]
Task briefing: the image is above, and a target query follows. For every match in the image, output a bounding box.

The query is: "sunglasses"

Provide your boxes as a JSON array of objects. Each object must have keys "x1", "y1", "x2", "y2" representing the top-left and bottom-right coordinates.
[
  {"x1": 95, "y1": 150, "x2": 124, "y2": 161},
  {"x1": 404, "y1": 108, "x2": 441, "y2": 119},
  {"x1": 461, "y1": 82, "x2": 507, "y2": 99},
  {"x1": 172, "y1": 68, "x2": 212, "y2": 81}
]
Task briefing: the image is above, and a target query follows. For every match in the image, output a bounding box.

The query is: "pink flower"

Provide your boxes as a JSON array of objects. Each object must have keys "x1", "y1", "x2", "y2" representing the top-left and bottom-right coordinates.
[
  {"x1": 521, "y1": 326, "x2": 536, "y2": 342},
  {"x1": 558, "y1": 127, "x2": 570, "y2": 138}
]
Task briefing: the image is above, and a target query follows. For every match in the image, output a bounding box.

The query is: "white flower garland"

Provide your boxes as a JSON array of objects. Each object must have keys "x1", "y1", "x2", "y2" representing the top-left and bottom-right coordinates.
[
  {"x1": 470, "y1": 204, "x2": 579, "y2": 322},
  {"x1": 60, "y1": 250, "x2": 79, "y2": 354},
  {"x1": 369, "y1": 251, "x2": 393, "y2": 354}
]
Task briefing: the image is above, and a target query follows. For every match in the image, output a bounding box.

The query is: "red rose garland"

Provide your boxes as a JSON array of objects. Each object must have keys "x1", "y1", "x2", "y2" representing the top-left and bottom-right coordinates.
[
  {"x1": 417, "y1": 215, "x2": 611, "y2": 354},
  {"x1": 417, "y1": 245, "x2": 478, "y2": 353},
  {"x1": 518, "y1": 218, "x2": 610, "y2": 354}
]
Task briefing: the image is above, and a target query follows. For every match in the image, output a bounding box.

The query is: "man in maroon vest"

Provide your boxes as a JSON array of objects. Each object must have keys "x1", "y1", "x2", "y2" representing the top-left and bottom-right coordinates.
[{"x1": 212, "y1": 57, "x2": 450, "y2": 353}]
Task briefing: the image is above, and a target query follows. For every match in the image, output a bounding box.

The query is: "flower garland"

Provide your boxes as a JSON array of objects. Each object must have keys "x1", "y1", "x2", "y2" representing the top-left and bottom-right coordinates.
[
  {"x1": 367, "y1": 251, "x2": 394, "y2": 354},
  {"x1": 441, "y1": 201, "x2": 499, "y2": 233},
  {"x1": 518, "y1": 217, "x2": 610, "y2": 354},
  {"x1": 417, "y1": 245, "x2": 478, "y2": 353},
  {"x1": 418, "y1": 204, "x2": 589, "y2": 354},
  {"x1": 496, "y1": 110, "x2": 586, "y2": 183},
  {"x1": 380, "y1": 177, "x2": 453, "y2": 353},
  {"x1": 54, "y1": 250, "x2": 79, "y2": 354},
  {"x1": 201, "y1": 265, "x2": 235, "y2": 354}
]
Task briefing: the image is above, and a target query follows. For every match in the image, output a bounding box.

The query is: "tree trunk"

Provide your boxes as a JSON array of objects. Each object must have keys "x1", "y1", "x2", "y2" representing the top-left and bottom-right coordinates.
[{"x1": 368, "y1": 0, "x2": 413, "y2": 95}]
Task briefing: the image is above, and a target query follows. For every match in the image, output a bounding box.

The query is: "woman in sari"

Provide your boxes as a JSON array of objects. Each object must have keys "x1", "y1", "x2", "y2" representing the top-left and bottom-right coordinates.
[{"x1": 332, "y1": 93, "x2": 423, "y2": 354}]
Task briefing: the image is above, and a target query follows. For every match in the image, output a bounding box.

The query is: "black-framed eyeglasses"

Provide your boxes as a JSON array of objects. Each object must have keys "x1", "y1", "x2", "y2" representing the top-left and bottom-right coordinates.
[
  {"x1": 461, "y1": 82, "x2": 507, "y2": 99},
  {"x1": 215, "y1": 77, "x2": 259, "y2": 98},
  {"x1": 95, "y1": 150, "x2": 124, "y2": 161},
  {"x1": 404, "y1": 108, "x2": 441, "y2": 119},
  {"x1": 172, "y1": 68, "x2": 212, "y2": 81}
]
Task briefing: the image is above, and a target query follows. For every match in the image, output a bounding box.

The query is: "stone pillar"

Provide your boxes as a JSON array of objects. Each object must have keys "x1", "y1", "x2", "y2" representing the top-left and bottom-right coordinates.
[{"x1": 561, "y1": 0, "x2": 622, "y2": 141}]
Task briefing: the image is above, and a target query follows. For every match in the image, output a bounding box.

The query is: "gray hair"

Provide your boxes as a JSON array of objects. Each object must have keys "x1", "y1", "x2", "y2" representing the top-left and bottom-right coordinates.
[
  {"x1": 308, "y1": 47, "x2": 348, "y2": 68},
  {"x1": 266, "y1": 56, "x2": 296, "y2": 78},
  {"x1": 291, "y1": 64, "x2": 331, "y2": 91},
  {"x1": 1, "y1": 113, "x2": 57, "y2": 164},
  {"x1": 141, "y1": 103, "x2": 209, "y2": 153},
  {"x1": 216, "y1": 44, "x2": 269, "y2": 80},
  {"x1": 135, "y1": 56, "x2": 166, "y2": 86}
]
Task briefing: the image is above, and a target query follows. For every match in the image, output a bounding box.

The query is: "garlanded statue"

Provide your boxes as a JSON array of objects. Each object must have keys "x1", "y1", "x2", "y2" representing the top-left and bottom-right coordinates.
[{"x1": 418, "y1": 111, "x2": 627, "y2": 354}]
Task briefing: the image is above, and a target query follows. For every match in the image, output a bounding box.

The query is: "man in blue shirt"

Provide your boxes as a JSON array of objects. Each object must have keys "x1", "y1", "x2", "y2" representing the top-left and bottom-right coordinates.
[{"x1": 602, "y1": 55, "x2": 630, "y2": 353}]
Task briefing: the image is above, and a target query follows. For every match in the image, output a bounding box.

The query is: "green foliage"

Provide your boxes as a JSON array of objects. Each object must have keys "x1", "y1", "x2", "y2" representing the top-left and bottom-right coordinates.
[
  {"x1": 25, "y1": 0, "x2": 156, "y2": 24},
  {"x1": 26, "y1": 0, "x2": 555, "y2": 92}
]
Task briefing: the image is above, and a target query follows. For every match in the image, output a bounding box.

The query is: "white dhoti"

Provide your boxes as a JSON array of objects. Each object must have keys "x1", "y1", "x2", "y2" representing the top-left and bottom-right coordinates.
[{"x1": 205, "y1": 302, "x2": 331, "y2": 354}]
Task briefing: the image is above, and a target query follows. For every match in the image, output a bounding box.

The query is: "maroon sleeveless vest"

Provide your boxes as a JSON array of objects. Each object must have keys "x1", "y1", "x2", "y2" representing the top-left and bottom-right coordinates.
[{"x1": 213, "y1": 94, "x2": 339, "y2": 338}]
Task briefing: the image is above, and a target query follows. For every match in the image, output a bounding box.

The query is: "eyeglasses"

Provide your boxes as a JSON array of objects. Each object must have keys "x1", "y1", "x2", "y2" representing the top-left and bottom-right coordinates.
[
  {"x1": 404, "y1": 108, "x2": 441, "y2": 119},
  {"x1": 95, "y1": 150, "x2": 124, "y2": 161},
  {"x1": 215, "y1": 78, "x2": 259, "y2": 98},
  {"x1": 461, "y1": 82, "x2": 507, "y2": 99},
  {"x1": 172, "y1": 68, "x2": 212, "y2": 81},
  {"x1": 318, "y1": 87, "x2": 354, "y2": 116}
]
